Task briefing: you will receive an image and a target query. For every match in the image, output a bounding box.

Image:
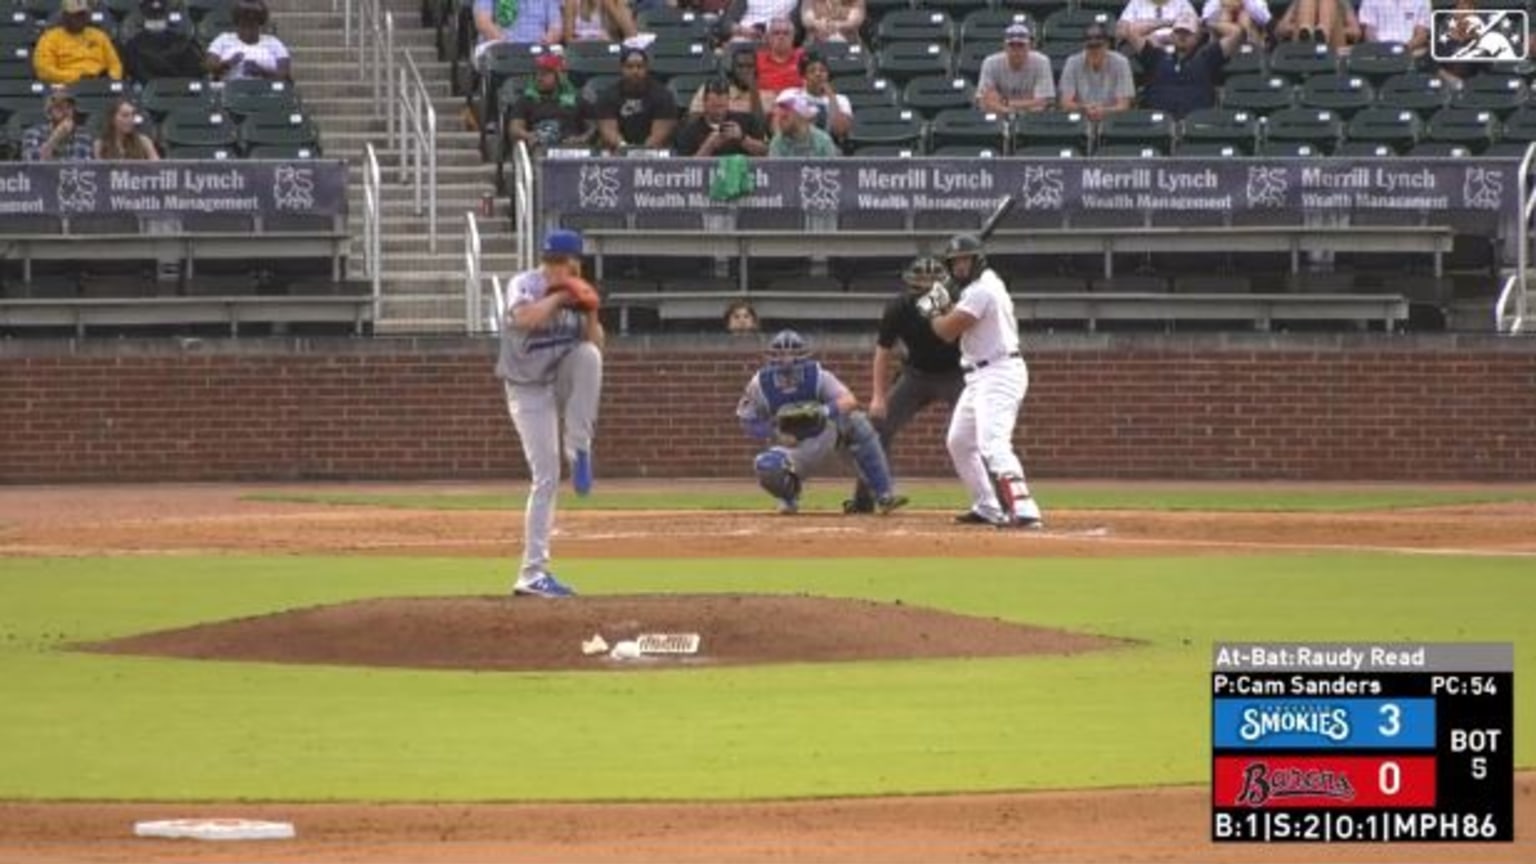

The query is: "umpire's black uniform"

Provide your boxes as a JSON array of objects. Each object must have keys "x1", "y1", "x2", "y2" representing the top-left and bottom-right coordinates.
[{"x1": 848, "y1": 290, "x2": 966, "y2": 512}]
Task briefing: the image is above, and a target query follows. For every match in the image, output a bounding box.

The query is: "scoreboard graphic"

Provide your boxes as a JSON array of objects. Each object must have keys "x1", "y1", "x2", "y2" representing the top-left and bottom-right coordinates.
[{"x1": 1211, "y1": 643, "x2": 1512, "y2": 843}]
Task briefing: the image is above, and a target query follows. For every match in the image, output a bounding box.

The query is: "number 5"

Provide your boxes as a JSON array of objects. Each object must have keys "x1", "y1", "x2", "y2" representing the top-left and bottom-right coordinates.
[{"x1": 1378, "y1": 703, "x2": 1401, "y2": 737}]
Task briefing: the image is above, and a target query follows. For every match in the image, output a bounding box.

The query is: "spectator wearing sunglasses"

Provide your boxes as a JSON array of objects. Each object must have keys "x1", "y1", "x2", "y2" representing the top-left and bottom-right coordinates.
[{"x1": 1057, "y1": 23, "x2": 1134, "y2": 122}]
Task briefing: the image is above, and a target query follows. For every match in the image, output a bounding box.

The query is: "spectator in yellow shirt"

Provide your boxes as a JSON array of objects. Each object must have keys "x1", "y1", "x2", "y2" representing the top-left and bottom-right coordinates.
[{"x1": 33, "y1": 0, "x2": 124, "y2": 85}]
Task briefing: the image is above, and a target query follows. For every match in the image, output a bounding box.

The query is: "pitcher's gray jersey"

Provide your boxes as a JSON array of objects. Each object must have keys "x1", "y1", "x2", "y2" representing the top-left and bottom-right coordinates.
[{"x1": 495, "y1": 269, "x2": 588, "y2": 385}]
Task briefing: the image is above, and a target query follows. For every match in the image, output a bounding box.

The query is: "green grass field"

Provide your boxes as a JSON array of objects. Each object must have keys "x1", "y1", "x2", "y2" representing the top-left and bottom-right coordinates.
[
  {"x1": 247, "y1": 485, "x2": 1536, "y2": 514},
  {"x1": 0, "y1": 552, "x2": 1530, "y2": 802}
]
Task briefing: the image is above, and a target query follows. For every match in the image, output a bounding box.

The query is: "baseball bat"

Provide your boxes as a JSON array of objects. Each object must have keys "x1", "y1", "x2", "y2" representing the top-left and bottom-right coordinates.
[{"x1": 978, "y1": 194, "x2": 1018, "y2": 241}]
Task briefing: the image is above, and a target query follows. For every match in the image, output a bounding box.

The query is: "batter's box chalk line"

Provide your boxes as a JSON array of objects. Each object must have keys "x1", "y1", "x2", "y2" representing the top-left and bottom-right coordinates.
[{"x1": 133, "y1": 819, "x2": 295, "y2": 841}]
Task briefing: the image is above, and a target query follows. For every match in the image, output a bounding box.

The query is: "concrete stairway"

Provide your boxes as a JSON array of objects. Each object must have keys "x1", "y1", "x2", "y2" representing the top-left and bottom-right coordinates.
[{"x1": 267, "y1": 1, "x2": 519, "y2": 333}]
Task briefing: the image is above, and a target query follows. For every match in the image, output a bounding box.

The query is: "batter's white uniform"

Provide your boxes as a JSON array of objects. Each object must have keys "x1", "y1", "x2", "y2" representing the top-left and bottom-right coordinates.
[
  {"x1": 496, "y1": 268, "x2": 603, "y2": 586},
  {"x1": 946, "y1": 268, "x2": 1043, "y2": 524}
]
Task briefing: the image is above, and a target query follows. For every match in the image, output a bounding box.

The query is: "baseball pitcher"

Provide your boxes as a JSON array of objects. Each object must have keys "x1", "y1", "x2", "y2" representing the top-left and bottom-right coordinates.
[
  {"x1": 496, "y1": 228, "x2": 604, "y2": 597},
  {"x1": 845, "y1": 256, "x2": 966, "y2": 514},
  {"x1": 737, "y1": 330, "x2": 909, "y2": 516},
  {"x1": 916, "y1": 234, "x2": 1044, "y2": 528}
]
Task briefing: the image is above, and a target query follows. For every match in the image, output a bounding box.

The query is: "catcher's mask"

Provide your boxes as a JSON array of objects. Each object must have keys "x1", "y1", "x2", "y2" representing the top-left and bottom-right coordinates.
[
  {"x1": 766, "y1": 329, "x2": 811, "y2": 368},
  {"x1": 942, "y1": 233, "x2": 987, "y2": 283},
  {"x1": 903, "y1": 256, "x2": 947, "y2": 292}
]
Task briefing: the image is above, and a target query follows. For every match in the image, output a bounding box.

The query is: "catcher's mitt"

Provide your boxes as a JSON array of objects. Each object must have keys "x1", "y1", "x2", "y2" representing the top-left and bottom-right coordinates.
[
  {"x1": 775, "y1": 401, "x2": 829, "y2": 441},
  {"x1": 551, "y1": 277, "x2": 601, "y2": 313}
]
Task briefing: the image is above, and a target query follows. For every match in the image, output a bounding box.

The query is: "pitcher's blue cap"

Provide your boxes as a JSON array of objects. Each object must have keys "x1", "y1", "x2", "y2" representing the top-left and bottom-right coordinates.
[{"x1": 543, "y1": 229, "x2": 583, "y2": 257}]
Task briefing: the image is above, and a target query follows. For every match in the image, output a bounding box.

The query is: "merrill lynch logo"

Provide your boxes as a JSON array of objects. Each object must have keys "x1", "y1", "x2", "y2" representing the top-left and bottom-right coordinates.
[
  {"x1": 1018, "y1": 166, "x2": 1064, "y2": 209},
  {"x1": 57, "y1": 167, "x2": 98, "y2": 213},
  {"x1": 272, "y1": 165, "x2": 316, "y2": 211},
  {"x1": 1432, "y1": 9, "x2": 1528, "y2": 63},
  {"x1": 799, "y1": 166, "x2": 840, "y2": 211},
  {"x1": 579, "y1": 165, "x2": 621, "y2": 209},
  {"x1": 1245, "y1": 167, "x2": 1288, "y2": 208},
  {"x1": 1463, "y1": 166, "x2": 1504, "y2": 210}
]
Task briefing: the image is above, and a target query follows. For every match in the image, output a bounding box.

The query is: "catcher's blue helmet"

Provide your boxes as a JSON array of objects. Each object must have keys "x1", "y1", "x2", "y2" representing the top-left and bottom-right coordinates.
[{"x1": 766, "y1": 329, "x2": 811, "y2": 366}]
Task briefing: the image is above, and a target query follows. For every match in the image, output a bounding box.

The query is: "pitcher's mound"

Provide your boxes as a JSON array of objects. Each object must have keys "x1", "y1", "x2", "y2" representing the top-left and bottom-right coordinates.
[{"x1": 86, "y1": 595, "x2": 1126, "y2": 671}]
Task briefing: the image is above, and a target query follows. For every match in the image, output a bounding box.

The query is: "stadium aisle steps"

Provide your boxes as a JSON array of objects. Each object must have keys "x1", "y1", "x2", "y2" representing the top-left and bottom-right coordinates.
[{"x1": 268, "y1": 0, "x2": 502, "y2": 334}]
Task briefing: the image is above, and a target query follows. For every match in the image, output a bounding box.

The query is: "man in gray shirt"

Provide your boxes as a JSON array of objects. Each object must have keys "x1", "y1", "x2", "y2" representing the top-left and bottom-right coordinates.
[
  {"x1": 976, "y1": 23, "x2": 1054, "y2": 114},
  {"x1": 1057, "y1": 23, "x2": 1134, "y2": 122}
]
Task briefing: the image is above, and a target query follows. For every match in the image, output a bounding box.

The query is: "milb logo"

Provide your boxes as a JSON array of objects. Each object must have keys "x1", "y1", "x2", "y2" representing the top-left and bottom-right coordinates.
[{"x1": 1432, "y1": 8, "x2": 1528, "y2": 63}]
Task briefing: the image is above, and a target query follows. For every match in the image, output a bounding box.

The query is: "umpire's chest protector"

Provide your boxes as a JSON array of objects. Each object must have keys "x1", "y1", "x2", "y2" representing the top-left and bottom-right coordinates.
[{"x1": 758, "y1": 361, "x2": 821, "y2": 412}]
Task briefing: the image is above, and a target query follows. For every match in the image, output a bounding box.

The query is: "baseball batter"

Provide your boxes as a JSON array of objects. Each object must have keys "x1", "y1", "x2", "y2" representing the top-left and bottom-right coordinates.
[
  {"x1": 496, "y1": 229, "x2": 604, "y2": 597},
  {"x1": 737, "y1": 330, "x2": 909, "y2": 516},
  {"x1": 918, "y1": 234, "x2": 1044, "y2": 528},
  {"x1": 846, "y1": 257, "x2": 966, "y2": 514}
]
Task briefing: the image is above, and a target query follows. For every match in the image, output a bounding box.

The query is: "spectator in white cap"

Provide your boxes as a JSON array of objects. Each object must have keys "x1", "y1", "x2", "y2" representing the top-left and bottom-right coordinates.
[
  {"x1": 1058, "y1": 22, "x2": 1134, "y2": 122},
  {"x1": 1115, "y1": 0, "x2": 1198, "y2": 45},
  {"x1": 1125, "y1": 12, "x2": 1243, "y2": 118},
  {"x1": 768, "y1": 91, "x2": 839, "y2": 156},
  {"x1": 975, "y1": 23, "x2": 1054, "y2": 114}
]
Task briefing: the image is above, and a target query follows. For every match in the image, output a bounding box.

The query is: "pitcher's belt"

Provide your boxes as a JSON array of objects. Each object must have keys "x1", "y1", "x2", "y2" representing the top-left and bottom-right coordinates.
[{"x1": 961, "y1": 351, "x2": 1020, "y2": 374}]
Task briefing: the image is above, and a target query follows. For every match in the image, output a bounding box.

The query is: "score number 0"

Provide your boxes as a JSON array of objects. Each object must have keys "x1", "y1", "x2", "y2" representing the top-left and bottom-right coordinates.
[{"x1": 1378, "y1": 704, "x2": 1403, "y2": 796}]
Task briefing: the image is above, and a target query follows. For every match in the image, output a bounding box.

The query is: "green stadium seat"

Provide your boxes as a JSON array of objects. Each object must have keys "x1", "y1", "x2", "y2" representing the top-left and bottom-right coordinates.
[
  {"x1": 1484, "y1": 141, "x2": 1534, "y2": 158},
  {"x1": 66, "y1": 76, "x2": 128, "y2": 122},
  {"x1": 186, "y1": 0, "x2": 233, "y2": 23},
  {"x1": 1299, "y1": 74, "x2": 1374, "y2": 119},
  {"x1": 875, "y1": 42, "x2": 951, "y2": 84},
  {"x1": 1449, "y1": 74, "x2": 1527, "y2": 118},
  {"x1": 836, "y1": 76, "x2": 900, "y2": 111},
  {"x1": 1041, "y1": 8, "x2": 1111, "y2": 44},
  {"x1": 852, "y1": 144, "x2": 919, "y2": 156},
  {"x1": 1013, "y1": 144, "x2": 1080, "y2": 157},
  {"x1": 221, "y1": 78, "x2": 300, "y2": 119},
  {"x1": 1222, "y1": 42, "x2": 1265, "y2": 78},
  {"x1": 931, "y1": 143, "x2": 1001, "y2": 156},
  {"x1": 139, "y1": 78, "x2": 216, "y2": 122},
  {"x1": 1098, "y1": 108, "x2": 1175, "y2": 152},
  {"x1": 1095, "y1": 143, "x2": 1163, "y2": 157},
  {"x1": 955, "y1": 41, "x2": 993, "y2": 78},
  {"x1": 928, "y1": 106, "x2": 1006, "y2": 150},
  {"x1": 1256, "y1": 140, "x2": 1325, "y2": 157},
  {"x1": 901, "y1": 74, "x2": 974, "y2": 118},
  {"x1": 876, "y1": 9, "x2": 955, "y2": 46},
  {"x1": 1267, "y1": 41, "x2": 1338, "y2": 82},
  {"x1": 1500, "y1": 105, "x2": 1536, "y2": 145},
  {"x1": 160, "y1": 108, "x2": 239, "y2": 150},
  {"x1": 847, "y1": 107, "x2": 924, "y2": 150},
  {"x1": 1406, "y1": 142, "x2": 1472, "y2": 157},
  {"x1": 1181, "y1": 107, "x2": 1258, "y2": 153},
  {"x1": 1038, "y1": 40, "x2": 1075, "y2": 76},
  {"x1": 646, "y1": 44, "x2": 717, "y2": 81},
  {"x1": 1424, "y1": 106, "x2": 1497, "y2": 153},
  {"x1": 960, "y1": 9, "x2": 1034, "y2": 47},
  {"x1": 1335, "y1": 140, "x2": 1397, "y2": 156},
  {"x1": 1344, "y1": 41, "x2": 1413, "y2": 85},
  {"x1": 634, "y1": 9, "x2": 711, "y2": 43},
  {"x1": 563, "y1": 41, "x2": 621, "y2": 87},
  {"x1": 921, "y1": 0, "x2": 993, "y2": 20},
  {"x1": 1012, "y1": 109, "x2": 1089, "y2": 151},
  {"x1": 817, "y1": 42, "x2": 872, "y2": 78},
  {"x1": 1344, "y1": 105, "x2": 1421, "y2": 153},
  {"x1": 1220, "y1": 74, "x2": 1294, "y2": 114},
  {"x1": 167, "y1": 143, "x2": 238, "y2": 159},
  {"x1": 247, "y1": 143, "x2": 323, "y2": 159},
  {"x1": 1262, "y1": 107, "x2": 1342, "y2": 153},
  {"x1": 1175, "y1": 141, "x2": 1246, "y2": 157},
  {"x1": 240, "y1": 109, "x2": 321, "y2": 152},
  {"x1": 1376, "y1": 72, "x2": 1450, "y2": 119}
]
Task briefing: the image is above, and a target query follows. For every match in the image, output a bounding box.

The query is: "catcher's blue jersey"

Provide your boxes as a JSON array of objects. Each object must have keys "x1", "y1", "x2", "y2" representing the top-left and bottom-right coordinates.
[{"x1": 736, "y1": 360, "x2": 848, "y2": 426}]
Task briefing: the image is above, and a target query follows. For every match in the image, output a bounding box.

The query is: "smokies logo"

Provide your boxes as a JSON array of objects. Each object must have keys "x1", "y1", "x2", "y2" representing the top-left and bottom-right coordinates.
[
  {"x1": 1238, "y1": 704, "x2": 1351, "y2": 743},
  {"x1": 1234, "y1": 763, "x2": 1356, "y2": 807}
]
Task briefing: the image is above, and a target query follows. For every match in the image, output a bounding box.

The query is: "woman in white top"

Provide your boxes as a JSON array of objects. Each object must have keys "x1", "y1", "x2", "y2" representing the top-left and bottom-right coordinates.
[
  {"x1": 206, "y1": 0, "x2": 291, "y2": 81},
  {"x1": 563, "y1": 0, "x2": 637, "y2": 42}
]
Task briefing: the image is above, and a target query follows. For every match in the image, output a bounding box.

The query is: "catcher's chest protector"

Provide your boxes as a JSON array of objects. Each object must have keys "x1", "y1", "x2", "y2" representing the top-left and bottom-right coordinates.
[{"x1": 758, "y1": 361, "x2": 821, "y2": 412}]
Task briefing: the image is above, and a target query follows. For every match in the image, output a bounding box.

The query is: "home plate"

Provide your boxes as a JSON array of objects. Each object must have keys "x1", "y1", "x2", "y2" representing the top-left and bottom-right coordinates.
[{"x1": 134, "y1": 818, "x2": 296, "y2": 841}]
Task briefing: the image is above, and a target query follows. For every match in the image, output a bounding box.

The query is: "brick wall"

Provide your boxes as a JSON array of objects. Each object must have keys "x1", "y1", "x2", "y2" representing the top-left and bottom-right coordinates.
[{"x1": 2, "y1": 336, "x2": 1534, "y2": 483}]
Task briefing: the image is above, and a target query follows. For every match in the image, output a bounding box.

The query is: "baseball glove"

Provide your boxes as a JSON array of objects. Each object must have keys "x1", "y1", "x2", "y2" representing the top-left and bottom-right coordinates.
[
  {"x1": 775, "y1": 401, "x2": 829, "y2": 441},
  {"x1": 551, "y1": 277, "x2": 601, "y2": 313}
]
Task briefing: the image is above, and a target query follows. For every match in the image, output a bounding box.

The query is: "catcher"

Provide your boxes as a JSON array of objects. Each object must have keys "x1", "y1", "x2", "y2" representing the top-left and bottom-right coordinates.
[
  {"x1": 495, "y1": 228, "x2": 604, "y2": 598},
  {"x1": 736, "y1": 329, "x2": 909, "y2": 515}
]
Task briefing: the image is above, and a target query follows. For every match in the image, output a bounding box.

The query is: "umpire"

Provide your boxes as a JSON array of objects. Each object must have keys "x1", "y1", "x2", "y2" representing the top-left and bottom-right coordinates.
[{"x1": 845, "y1": 256, "x2": 966, "y2": 514}]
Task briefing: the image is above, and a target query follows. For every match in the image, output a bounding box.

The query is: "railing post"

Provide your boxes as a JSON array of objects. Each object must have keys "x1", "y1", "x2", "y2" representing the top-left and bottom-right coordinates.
[{"x1": 428, "y1": 104, "x2": 438, "y2": 253}]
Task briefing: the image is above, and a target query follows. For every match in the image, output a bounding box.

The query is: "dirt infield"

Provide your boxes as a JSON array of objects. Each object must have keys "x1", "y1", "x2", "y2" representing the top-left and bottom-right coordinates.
[
  {"x1": 1, "y1": 482, "x2": 1533, "y2": 863},
  {"x1": 86, "y1": 595, "x2": 1124, "y2": 671}
]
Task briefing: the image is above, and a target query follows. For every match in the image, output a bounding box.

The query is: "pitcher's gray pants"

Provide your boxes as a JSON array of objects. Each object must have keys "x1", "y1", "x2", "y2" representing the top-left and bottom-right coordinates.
[{"x1": 502, "y1": 342, "x2": 603, "y2": 583}]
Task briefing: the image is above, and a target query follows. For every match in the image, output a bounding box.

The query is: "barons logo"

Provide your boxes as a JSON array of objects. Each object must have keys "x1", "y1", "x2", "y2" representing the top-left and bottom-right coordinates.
[
  {"x1": 1239, "y1": 704, "x2": 1351, "y2": 743},
  {"x1": 1235, "y1": 763, "x2": 1356, "y2": 807}
]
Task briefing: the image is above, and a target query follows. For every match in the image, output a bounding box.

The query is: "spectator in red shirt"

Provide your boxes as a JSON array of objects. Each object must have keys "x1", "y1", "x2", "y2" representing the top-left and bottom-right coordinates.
[{"x1": 755, "y1": 17, "x2": 803, "y2": 102}]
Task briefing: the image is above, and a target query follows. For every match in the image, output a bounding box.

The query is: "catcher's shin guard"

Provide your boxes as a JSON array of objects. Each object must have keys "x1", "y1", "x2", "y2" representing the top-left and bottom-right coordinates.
[
  {"x1": 754, "y1": 449, "x2": 801, "y2": 504},
  {"x1": 838, "y1": 411, "x2": 896, "y2": 499}
]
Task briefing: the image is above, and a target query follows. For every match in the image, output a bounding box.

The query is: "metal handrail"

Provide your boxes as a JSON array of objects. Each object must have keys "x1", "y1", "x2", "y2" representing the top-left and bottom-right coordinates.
[
  {"x1": 399, "y1": 50, "x2": 439, "y2": 253},
  {"x1": 513, "y1": 140, "x2": 535, "y2": 273},
  {"x1": 491, "y1": 274, "x2": 505, "y2": 333},
  {"x1": 1500, "y1": 142, "x2": 1536, "y2": 334},
  {"x1": 363, "y1": 143, "x2": 383, "y2": 324},
  {"x1": 465, "y1": 210, "x2": 484, "y2": 333}
]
